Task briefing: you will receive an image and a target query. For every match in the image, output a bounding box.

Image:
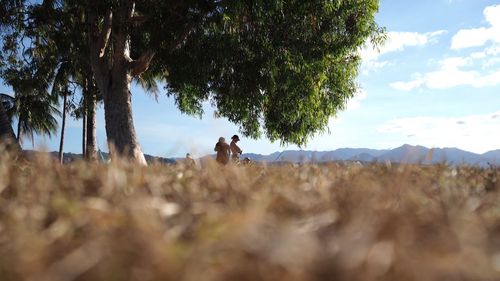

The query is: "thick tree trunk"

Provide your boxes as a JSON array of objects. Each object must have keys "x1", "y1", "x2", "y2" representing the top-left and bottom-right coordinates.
[
  {"x1": 0, "y1": 101, "x2": 19, "y2": 151},
  {"x1": 58, "y1": 93, "x2": 67, "y2": 164},
  {"x1": 87, "y1": 4, "x2": 148, "y2": 165},
  {"x1": 102, "y1": 66, "x2": 146, "y2": 164},
  {"x1": 85, "y1": 89, "x2": 98, "y2": 161}
]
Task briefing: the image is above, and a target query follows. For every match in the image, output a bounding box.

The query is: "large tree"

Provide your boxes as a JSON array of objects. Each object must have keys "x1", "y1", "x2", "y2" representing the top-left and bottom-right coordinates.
[{"x1": 6, "y1": 0, "x2": 384, "y2": 163}]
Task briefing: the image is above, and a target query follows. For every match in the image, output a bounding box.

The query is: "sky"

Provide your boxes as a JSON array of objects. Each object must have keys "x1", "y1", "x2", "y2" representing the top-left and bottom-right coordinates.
[{"x1": 1, "y1": 0, "x2": 500, "y2": 158}]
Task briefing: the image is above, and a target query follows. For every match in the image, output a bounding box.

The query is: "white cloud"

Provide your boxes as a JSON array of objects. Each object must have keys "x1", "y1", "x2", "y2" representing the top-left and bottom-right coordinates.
[
  {"x1": 389, "y1": 55, "x2": 500, "y2": 91},
  {"x1": 439, "y1": 57, "x2": 470, "y2": 69},
  {"x1": 451, "y1": 4, "x2": 500, "y2": 49},
  {"x1": 484, "y1": 57, "x2": 500, "y2": 68},
  {"x1": 378, "y1": 111, "x2": 500, "y2": 153},
  {"x1": 390, "y1": 6, "x2": 500, "y2": 91},
  {"x1": 485, "y1": 4, "x2": 500, "y2": 29},
  {"x1": 471, "y1": 45, "x2": 500, "y2": 63},
  {"x1": 361, "y1": 31, "x2": 446, "y2": 61},
  {"x1": 360, "y1": 30, "x2": 446, "y2": 73},
  {"x1": 390, "y1": 79, "x2": 424, "y2": 92},
  {"x1": 451, "y1": 28, "x2": 494, "y2": 49}
]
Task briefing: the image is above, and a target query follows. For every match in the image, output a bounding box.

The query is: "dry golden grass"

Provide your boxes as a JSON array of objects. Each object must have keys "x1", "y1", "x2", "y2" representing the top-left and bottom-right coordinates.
[{"x1": 1, "y1": 149, "x2": 500, "y2": 281}]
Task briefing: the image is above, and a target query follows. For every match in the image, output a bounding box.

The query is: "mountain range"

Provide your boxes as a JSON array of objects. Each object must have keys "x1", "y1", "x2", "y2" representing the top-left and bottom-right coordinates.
[
  {"x1": 46, "y1": 144, "x2": 500, "y2": 167},
  {"x1": 240, "y1": 144, "x2": 500, "y2": 167}
]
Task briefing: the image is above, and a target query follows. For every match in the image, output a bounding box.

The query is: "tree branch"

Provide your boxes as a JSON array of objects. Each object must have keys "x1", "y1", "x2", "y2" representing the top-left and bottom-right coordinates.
[
  {"x1": 126, "y1": 1, "x2": 135, "y2": 20},
  {"x1": 87, "y1": 7, "x2": 110, "y2": 92},
  {"x1": 112, "y1": 1, "x2": 135, "y2": 64},
  {"x1": 130, "y1": 51, "x2": 155, "y2": 77},
  {"x1": 98, "y1": 9, "x2": 113, "y2": 58}
]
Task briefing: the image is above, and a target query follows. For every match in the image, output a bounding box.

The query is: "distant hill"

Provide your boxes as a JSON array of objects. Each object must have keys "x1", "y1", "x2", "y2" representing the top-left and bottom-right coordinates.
[
  {"x1": 349, "y1": 152, "x2": 376, "y2": 162},
  {"x1": 241, "y1": 144, "x2": 498, "y2": 167},
  {"x1": 376, "y1": 144, "x2": 430, "y2": 163},
  {"x1": 240, "y1": 148, "x2": 389, "y2": 163},
  {"x1": 482, "y1": 150, "x2": 500, "y2": 164}
]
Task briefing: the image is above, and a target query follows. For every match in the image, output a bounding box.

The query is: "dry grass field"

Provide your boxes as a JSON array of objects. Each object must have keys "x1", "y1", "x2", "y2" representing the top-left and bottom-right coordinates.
[{"x1": 1, "y1": 149, "x2": 500, "y2": 281}]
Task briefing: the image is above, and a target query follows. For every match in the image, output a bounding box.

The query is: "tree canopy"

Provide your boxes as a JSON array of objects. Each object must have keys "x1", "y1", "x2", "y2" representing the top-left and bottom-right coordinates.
[
  {"x1": 161, "y1": 1, "x2": 384, "y2": 145},
  {"x1": 140, "y1": 0, "x2": 383, "y2": 145}
]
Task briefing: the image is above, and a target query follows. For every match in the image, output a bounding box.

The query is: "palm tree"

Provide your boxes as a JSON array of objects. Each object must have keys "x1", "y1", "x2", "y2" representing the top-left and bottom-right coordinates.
[
  {"x1": 14, "y1": 93, "x2": 60, "y2": 146},
  {"x1": 58, "y1": 91, "x2": 68, "y2": 163},
  {"x1": 51, "y1": 61, "x2": 73, "y2": 163},
  {"x1": 1, "y1": 90, "x2": 60, "y2": 152}
]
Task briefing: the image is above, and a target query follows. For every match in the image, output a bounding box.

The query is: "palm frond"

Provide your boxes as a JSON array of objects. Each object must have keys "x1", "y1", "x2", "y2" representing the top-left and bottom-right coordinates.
[
  {"x1": 135, "y1": 73, "x2": 160, "y2": 102},
  {"x1": 16, "y1": 91, "x2": 61, "y2": 142}
]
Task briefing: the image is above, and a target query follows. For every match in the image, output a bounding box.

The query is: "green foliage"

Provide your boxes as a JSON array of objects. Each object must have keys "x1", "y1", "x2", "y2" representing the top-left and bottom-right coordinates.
[
  {"x1": 3, "y1": 58, "x2": 59, "y2": 141},
  {"x1": 158, "y1": 0, "x2": 384, "y2": 145},
  {"x1": 1, "y1": 42, "x2": 61, "y2": 142},
  {"x1": 14, "y1": 93, "x2": 60, "y2": 143},
  {"x1": 66, "y1": 0, "x2": 383, "y2": 146}
]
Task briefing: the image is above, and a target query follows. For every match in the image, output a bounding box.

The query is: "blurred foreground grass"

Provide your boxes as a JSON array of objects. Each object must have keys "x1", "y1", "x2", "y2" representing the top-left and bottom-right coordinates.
[{"x1": 1, "y1": 150, "x2": 500, "y2": 281}]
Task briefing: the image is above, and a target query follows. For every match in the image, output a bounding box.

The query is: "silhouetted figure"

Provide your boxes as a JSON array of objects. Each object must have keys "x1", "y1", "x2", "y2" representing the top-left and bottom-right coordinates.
[
  {"x1": 230, "y1": 135, "x2": 242, "y2": 163},
  {"x1": 214, "y1": 137, "x2": 230, "y2": 165},
  {"x1": 242, "y1": 157, "x2": 252, "y2": 165},
  {"x1": 185, "y1": 153, "x2": 196, "y2": 167}
]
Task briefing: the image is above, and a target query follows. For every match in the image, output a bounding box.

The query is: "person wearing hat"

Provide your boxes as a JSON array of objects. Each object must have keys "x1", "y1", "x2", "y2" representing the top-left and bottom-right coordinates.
[
  {"x1": 214, "y1": 137, "x2": 230, "y2": 165},
  {"x1": 184, "y1": 153, "x2": 196, "y2": 167},
  {"x1": 230, "y1": 135, "x2": 243, "y2": 163}
]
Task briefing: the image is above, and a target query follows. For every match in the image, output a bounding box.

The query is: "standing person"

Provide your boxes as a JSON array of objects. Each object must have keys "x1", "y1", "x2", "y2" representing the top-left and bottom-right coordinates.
[
  {"x1": 214, "y1": 137, "x2": 230, "y2": 165},
  {"x1": 230, "y1": 135, "x2": 243, "y2": 163},
  {"x1": 184, "y1": 153, "x2": 196, "y2": 167}
]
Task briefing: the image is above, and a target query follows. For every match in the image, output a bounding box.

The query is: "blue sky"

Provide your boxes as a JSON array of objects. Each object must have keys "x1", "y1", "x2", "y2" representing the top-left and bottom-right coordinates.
[{"x1": 1, "y1": 0, "x2": 500, "y2": 158}]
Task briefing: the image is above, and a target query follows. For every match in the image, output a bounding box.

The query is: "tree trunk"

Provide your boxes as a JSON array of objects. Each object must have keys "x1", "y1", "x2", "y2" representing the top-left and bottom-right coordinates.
[
  {"x1": 82, "y1": 102, "x2": 87, "y2": 157},
  {"x1": 85, "y1": 89, "x2": 98, "y2": 161},
  {"x1": 102, "y1": 65, "x2": 146, "y2": 164},
  {"x1": 87, "y1": 4, "x2": 148, "y2": 165},
  {"x1": 58, "y1": 92, "x2": 67, "y2": 164},
  {"x1": 0, "y1": 101, "x2": 20, "y2": 151},
  {"x1": 16, "y1": 117, "x2": 21, "y2": 142}
]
